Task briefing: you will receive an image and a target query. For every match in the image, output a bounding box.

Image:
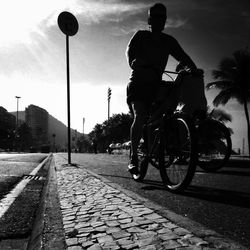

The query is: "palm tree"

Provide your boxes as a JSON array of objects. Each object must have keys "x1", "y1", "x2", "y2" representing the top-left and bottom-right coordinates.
[{"x1": 206, "y1": 49, "x2": 250, "y2": 156}]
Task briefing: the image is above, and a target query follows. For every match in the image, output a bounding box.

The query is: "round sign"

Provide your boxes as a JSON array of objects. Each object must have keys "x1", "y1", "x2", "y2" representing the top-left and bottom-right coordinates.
[{"x1": 58, "y1": 11, "x2": 79, "y2": 36}]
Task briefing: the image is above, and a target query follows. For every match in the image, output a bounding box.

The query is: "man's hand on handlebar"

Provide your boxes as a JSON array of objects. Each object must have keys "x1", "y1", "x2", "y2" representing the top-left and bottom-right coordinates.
[{"x1": 175, "y1": 62, "x2": 204, "y2": 77}]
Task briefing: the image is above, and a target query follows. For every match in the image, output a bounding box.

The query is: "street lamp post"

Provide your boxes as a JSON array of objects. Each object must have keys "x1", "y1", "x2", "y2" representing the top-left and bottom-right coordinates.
[
  {"x1": 107, "y1": 87, "x2": 111, "y2": 120},
  {"x1": 15, "y1": 96, "x2": 21, "y2": 151},
  {"x1": 15, "y1": 96, "x2": 21, "y2": 128}
]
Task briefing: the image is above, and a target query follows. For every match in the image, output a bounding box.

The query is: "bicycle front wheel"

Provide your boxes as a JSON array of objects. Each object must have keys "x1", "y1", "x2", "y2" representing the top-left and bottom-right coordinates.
[
  {"x1": 197, "y1": 119, "x2": 232, "y2": 172},
  {"x1": 159, "y1": 116, "x2": 197, "y2": 192}
]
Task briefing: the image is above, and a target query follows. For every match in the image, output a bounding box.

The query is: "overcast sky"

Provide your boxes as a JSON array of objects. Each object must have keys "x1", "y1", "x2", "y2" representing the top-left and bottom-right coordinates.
[{"x1": 0, "y1": 0, "x2": 249, "y2": 151}]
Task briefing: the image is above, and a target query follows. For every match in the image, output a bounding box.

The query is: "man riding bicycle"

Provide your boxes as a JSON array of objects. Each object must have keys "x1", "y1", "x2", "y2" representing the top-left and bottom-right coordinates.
[{"x1": 126, "y1": 3, "x2": 198, "y2": 174}]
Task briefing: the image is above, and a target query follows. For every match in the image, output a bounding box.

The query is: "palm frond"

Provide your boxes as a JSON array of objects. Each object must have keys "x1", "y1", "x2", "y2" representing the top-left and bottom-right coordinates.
[
  {"x1": 211, "y1": 48, "x2": 250, "y2": 108},
  {"x1": 209, "y1": 108, "x2": 232, "y2": 123},
  {"x1": 213, "y1": 89, "x2": 233, "y2": 106},
  {"x1": 206, "y1": 80, "x2": 232, "y2": 90}
]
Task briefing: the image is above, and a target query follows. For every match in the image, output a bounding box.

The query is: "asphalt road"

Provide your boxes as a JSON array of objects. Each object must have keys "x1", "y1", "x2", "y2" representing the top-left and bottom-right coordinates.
[
  {"x1": 0, "y1": 154, "x2": 47, "y2": 200},
  {"x1": 0, "y1": 153, "x2": 49, "y2": 244},
  {"x1": 61, "y1": 152, "x2": 250, "y2": 249}
]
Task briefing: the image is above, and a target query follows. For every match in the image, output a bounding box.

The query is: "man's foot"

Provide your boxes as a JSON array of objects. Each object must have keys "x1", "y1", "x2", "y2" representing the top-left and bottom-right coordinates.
[
  {"x1": 128, "y1": 163, "x2": 139, "y2": 175},
  {"x1": 128, "y1": 156, "x2": 139, "y2": 175}
]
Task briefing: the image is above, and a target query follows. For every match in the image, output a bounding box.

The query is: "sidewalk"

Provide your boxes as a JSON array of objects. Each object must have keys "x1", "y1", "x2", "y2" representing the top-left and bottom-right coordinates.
[{"x1": 42, "y1": 154, "x2": 247, "y2": 250}]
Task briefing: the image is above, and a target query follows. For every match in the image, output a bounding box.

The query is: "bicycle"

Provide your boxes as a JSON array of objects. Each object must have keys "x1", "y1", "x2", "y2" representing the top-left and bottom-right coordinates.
[{"x1": 129, "y1": 70, "x2": 232, "y2": 192}]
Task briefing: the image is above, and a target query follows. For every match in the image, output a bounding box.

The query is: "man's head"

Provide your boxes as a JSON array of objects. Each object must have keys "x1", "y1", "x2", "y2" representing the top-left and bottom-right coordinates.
[{"x1": 148, "y1": 3, "x2": 167, "y2": 32}]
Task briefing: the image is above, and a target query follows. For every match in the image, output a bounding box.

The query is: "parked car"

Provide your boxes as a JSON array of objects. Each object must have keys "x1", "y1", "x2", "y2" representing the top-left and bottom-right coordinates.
[
  {"x1": 122, "y1": 141, "x2": 131, "y2": 150},
  {"x1": 107, "y1": 143, "x2": 116, "y2": 154}
]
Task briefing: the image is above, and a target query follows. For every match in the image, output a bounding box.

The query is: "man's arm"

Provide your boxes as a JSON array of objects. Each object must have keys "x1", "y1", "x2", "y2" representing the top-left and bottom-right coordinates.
[{"x1": 170, "y1": 37, "x2": 197, "y2": 71}]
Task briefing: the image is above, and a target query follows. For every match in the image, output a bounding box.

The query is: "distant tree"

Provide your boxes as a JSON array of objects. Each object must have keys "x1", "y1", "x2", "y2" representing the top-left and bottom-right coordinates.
[
  {"x1": 88, "y1": 113, "x2": 132, "y2": 152},
  {"x1": 77, "y1": 134, "x2": 92, "y2": 153},
  {"x1": 17, "y1": 123, "x2": 33, "y2": 151},
  {"x1": 89, "y1": 123, "x2": 105, "y2": 152},
  {"x1": 208, "y1": 107, "x2": 232, "y2": 123},
  {"x1": 206, "y1": 49, "x2": 250, "y2": 156}
]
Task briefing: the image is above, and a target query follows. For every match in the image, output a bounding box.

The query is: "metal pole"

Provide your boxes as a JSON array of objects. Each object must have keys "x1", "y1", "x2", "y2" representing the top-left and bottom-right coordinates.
[
  {"x1": 108, "y1": 99, "x2": 110, "y2": 120},
  {"x1": 66, "y1": 35, "x2": 71, "y2": 164},
  {"x1": 15, "y1": 96, "x2": 20, "y2": 152},
  {"x1": 15, "y1": 96, "x2": 20, "y2": 128},
  {"x1": 16, "y1": 99, "x2": 19, "y2": 127}
]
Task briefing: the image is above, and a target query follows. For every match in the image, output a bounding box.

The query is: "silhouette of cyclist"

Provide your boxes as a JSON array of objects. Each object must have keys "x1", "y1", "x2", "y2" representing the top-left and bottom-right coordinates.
[{"x1": 126, "y1": 3, "x2": 198, "y2": 174}]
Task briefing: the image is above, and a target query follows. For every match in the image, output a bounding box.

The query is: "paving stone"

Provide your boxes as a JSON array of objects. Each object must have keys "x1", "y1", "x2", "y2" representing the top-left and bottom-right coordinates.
[
  {"x1": 64, "y1": 222, "x2": 75, "y2": 229},
  {"x1": 94, "y1": 226, "x2": 108, "y2": 232},
  {"x1": 154, "y1": 218, "x2": 169, "y2": 223},
  {"x1": 91, "y1": 221, "x2": 105, "y2": 228},
  {"x1": 63, "y1": 215, "x2": 76, "y2": 221},
  {"x1": 174, "y1": 227, "x2": 192, "y2": 236},
  {"x1": 77, "y1": 237, "x2": 88, "y2": 243},
  {"x1": 106, "y1": 227, "x2": 121, "y2": 234},
  {"x1": 112, "y1": 230, "x2": 131, "y2": 239},
  {"x1": 126, "y1": 227, "x2": 146, "y2": 233},
  {"x1": 116, "y1": 237, "x2": 133, "y2": 245},
  {"x1": 162, "y1": 222, "x2": 178, "y2": 229},
  {"x1": 97, "y1": 235, "x2": 113, "y2": 244},
  {"x1": 105, "y1": 220, "x2": 120, "y2": 227},
  {"x1": 77, "y1": 232, "x2": 90, "y2": 238},
  {"x1": 157, "y1": 228, "x2": 172, "y2": 234},
  {"x1": 144, "y1": 213, "x2": 163, "y2": 220},
  {"x1": 161, "y1": 239, "x2": 181, "y2": 249},
  {"x1": 78, "y1": 227, "x2": 94, "y2": 233},
  {"x1": 87, "y1": 244, "x2": 102, "y2": 250},
  {"x1": 139, "y1": 245, "x2": 157, "y2": 250},
  {"x1": 103, "y1": 205, "x2": 118, "y2": 211},
  {"x1": 68, "y1": 246, "x2": 82, "y2": 250},
  {"x1": 122, "y1": 243, "x2": 139, "y2": 249},
  {"x1": 75, "y1": 222, "x2": 91, "y2": 229},
  {"x1": 91, "y1": 233, "x2": 107, "y2": 239},
  {"x1": 136, "y1": 219, "x2": 153, "y2": 226},
  {"x1": 119, "y1": 218, "x2": 132, "y2": 224},
  {"x1": 65, "y1": 227, "x2": 75, "y2": 234},
  {"x1": 120, "y1": 222, "x2": 138, "y2": 229},
  {"x1": 102, "y1": 242, "x2": 120, "y2": 250},
  {"x1": 136, "y1": 231, "x2": 157, "y2": 239},
  {"x1": 147, "y1": 223, "x2": 160, "y2": 230},
  {"x1": 159, "y1": 232, "x2": 179, "y2": 241},
  {"x1": 118, "y1": 213, "x2": 132, "y2": 219},
  {"x1": 137, "y1": 237, "x2": 159, "y2": 247},
  {"x1": 66, "y1": 238, "x2": 78, "y2": 246}
]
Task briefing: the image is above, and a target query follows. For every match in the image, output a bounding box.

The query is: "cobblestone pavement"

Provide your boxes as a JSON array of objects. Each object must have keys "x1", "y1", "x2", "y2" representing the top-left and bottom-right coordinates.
[{"x1": 54, "y1": 155, "x2": 244, "y2": 250}]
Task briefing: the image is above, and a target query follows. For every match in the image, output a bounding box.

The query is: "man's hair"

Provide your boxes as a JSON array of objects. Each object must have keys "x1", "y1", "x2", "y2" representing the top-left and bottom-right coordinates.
[{"x1": 149, "y1": 3, "x2": 167, "y2": 17}]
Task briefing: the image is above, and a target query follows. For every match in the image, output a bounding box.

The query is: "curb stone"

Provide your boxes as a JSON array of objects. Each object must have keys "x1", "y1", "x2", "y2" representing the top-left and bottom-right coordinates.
[{"x1": 27, "y1": 154, "x2": 66, "y2": 250}]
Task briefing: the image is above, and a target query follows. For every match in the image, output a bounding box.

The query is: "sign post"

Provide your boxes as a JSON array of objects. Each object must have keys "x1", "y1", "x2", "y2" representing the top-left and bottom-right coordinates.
[{"x1": 58, "y1": 11, "x2": 78, "y2": 164}]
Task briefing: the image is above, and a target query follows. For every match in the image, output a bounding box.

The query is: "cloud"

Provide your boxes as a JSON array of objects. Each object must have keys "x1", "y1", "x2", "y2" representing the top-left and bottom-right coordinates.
[{"x1": 45, "y1": 1, "x2": 150, "y2": 27}]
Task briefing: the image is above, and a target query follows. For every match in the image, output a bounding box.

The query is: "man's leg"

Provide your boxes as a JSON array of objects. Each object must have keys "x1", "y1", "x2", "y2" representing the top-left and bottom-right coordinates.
[{"x1": 128, "y1": 101, "x2": 147, "y2": 172}]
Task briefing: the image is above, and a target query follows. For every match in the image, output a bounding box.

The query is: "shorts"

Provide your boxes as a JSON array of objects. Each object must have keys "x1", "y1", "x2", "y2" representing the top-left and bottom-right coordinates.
[{"x1": 126, "y1": 81, "x2": 158, "y2": 106}]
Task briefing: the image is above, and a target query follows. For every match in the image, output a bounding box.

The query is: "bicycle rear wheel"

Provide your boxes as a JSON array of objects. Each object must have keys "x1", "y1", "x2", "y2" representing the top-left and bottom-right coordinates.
[
  {"x1": 159, "y1": 115, "x2": 197, "y2": 192},
  {"x1": 129, "y1": 141, "x2": 148, "y2": 181},
  {"x1": 197, "y1": 119, "x2": 232, "y2": 172}
]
